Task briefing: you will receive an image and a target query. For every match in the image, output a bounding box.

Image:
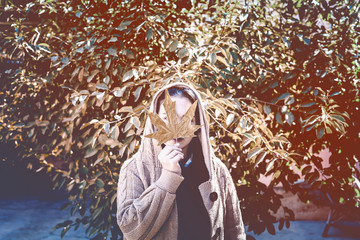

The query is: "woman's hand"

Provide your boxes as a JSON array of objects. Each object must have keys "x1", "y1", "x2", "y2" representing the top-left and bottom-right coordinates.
[{"x1": 158, "y1": 143, "x2": 184, "y2": 174}]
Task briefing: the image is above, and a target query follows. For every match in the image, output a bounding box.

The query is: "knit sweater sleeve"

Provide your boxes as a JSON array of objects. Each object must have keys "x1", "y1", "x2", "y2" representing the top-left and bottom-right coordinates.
[{"x1": 116, "y1": 159, "x2": 183, "y2": 240}]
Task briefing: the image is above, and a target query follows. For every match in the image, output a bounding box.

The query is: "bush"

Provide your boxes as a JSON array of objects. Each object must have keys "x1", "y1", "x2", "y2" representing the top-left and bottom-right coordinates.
[{"x1": 1, "y1": 0, "x2": 359, "y2": 239}]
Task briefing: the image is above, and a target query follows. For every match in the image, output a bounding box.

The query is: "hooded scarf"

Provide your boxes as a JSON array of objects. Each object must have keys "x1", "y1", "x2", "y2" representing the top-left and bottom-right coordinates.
[
  {"x1": 138, "y1": 82, "x2": 214, "y2": 177},
  {"x1": 117, "y1": 82, "x2": 246, "y2": 240}
]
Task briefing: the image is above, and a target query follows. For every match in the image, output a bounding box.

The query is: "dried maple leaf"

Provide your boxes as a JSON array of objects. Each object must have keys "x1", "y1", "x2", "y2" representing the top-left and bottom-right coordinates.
[{"x1": 145, "y1": 89, "x2": 202, "y2": 145}]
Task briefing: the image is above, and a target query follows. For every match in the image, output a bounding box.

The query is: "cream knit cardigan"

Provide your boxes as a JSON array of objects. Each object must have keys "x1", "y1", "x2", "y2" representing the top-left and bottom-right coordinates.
[{"x1": 117, "y1": 83, "x2": 246, "y2": 240}]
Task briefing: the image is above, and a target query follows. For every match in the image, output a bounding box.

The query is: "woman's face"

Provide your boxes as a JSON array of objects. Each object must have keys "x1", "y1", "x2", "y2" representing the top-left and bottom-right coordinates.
[{"x1": 158, "y1": 95, "x2": 196, "y2": 149}]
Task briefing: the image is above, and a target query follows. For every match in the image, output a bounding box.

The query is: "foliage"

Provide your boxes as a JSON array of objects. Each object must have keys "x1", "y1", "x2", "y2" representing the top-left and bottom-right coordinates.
[{"x1": 1, "y1": 0, "x2": 359, "y2": 239}]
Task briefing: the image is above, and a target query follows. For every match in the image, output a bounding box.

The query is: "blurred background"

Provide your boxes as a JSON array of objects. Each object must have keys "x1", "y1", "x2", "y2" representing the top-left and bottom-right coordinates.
[{"x1": 1, "y1": 0, "x2": 360, "y2": 239}]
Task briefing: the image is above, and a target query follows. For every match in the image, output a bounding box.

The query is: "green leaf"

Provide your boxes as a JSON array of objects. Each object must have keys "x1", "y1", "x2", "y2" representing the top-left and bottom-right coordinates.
[
  {"x1": 123, "y1": 70, "x2": 134, "y2": 82},
  {"x1": 104, "y1": 75, "x2": 110, "y2": 84},
  {"x1": 96, "y1": 179, "x2": 104, "y2": 188},
  {"x1": 177, "y1": 48, "x2": 189, "y2": 58},
  {"x1": 85, "y1": 148, "x2": 98, "y2": 158},
  {"x1": 75, "y1": 47, "x2": 84, "y2": 53},
  {"x1": 91, "y1": 207, "x2": 102, "y2": 220},
  {"x1": 255, "y1": 151, "x2": 267, "y2": 166},
  {"x1": 285, "y1": 112, "x2": 294, "y2": 125},
  {"x1": 119, "y1": 106, "x2": 133, "y2": 112},
  {"x1": 330, "y1": 91, "x2": 341, "y2": 97},
  {"x1": 60, "y1": 202, "x2": 71, "y2": 210},
  {"x1": 316, "y1": 127, "x2": 325, "y2": 139},
  {"x1": 52, "y1": 220, "x2": 72, "y2": 231},
  {"x1": 210, "y1": 52, "x2": 217, "y2": 64},
  {"x1": 81, "y1": 166, "x2": 88, "y2": 175},
  {"x1": 301, "y1": 166, "x2": 312, "y2": 176},
  {"x1": 242, "y1": 136, "x2": 253, "y2": 147},
  {"x1": 38, "y1": 42, "x2": 50, "y2": 48},
  {"x1": 284, "y1": 97, "x2": 295, "y2": 105},
  {"x1": 282, "y1": 37, "x2": 291, "y2": 48},
  {"x1": 96, "y1": 83, "x2": 108, "y2": 90},
  {"x1": 116, "y1": 20, "x2": 133, "y2": 31},
  {"x1": 254, "y1": 56, "x2": 265, "y2": 66},
  {"x1": 146, "y1": 28, "x2": 153, "y2": 41},
  {"x1": 87, "y1": 70, "x2": 100, "y2": 82},
  {"x1": 134, "y1": 86, "x2": 142, "y2": 102},
  {"x1": 278, "y1": 218, "x2": 284, "y2": 231},
  {"x1": 79, "y1": 204, "x2": 86, "y2": 216},
  {"x1": 247, "y1": 147, "x2": 263, "y2": 159},
  {"x1": 94, "y1": 158, "x2": 104, "y2": 166},
  {"x1": 226, "y1": 114, "x2": 235, "y2": 127},
  {"x1": 270, "y1": 81, "x2": 278, "y2": 88},
  {"x1": 95, "y1": 92, "x2": 105, "y2": 100},
  {"x1": 355, "y1": 188, "x2": 360, "y2": 198},
  {"x1": 131, "y1": 116, "x2": 141, "y2": 129},
  {"x1": 285, "y1": 219, "x2": 290, "y2": 228},
  {"x1": 114, "y1": 87, "x2": 126, "y2": 97},
  {"x1": 283, "y1": 72, "x2": 297, "y2": 81},
  {"x1": 273, "y1": 170, "x2": 281, "y2": 180},
  {"x1": 119, "y1": 145, "x2": 127, "y2": 157},
  {"x1": 71, "y1": 204, "x2": 78, "y2": 216},
  {"x1": 164, "y1": 38, "x2": 172, "y2": 48},
  {"x1": 61, "y1": 57, "x2": 70, "y2": 65},
  {"x1": 276, "y1": 112, "x2": 283, "y2": 125},
  {"x1": 303, "y1": 37, "x2": 310, "y2": 45},
  {"x1": 331, "y1": 114, "x2": 346, "y2": 122},
  {"x1": 108, "y1": 37, "x2": 118, "y2": 42},
  {"x1": 313, "y1": 89, "x2": 319, "y2": 97},
  {"x1": 307, "y1": 170, "x2": 320, "y2": 184},
  {"x1": 111, "y1": 193, "x2": 117, "y2": 206},
  {"x1": 103, "y1": 122, "x2": 110, "y2": 135},
  {"x1": 169, "y1": 40, "x2": 179, "y2": 52},
  {"x1": 107, "y1": 47, "x2": 117, "y2": 56},
  {"x1": 110, "y1": 125, "x2": 120, "y2": 140},
  {"x1": 263, "y1": 105, "x2": 271, "y2": 115},
  {"x1": 105, "y1": 59, "x2": 111, "y2": 70},
  {"x1": 277, "y1": 93, "x2": 290, "y2": 102},
  {"x1": 300, "y1": 102, "x2": 315, "y2": 107},
  {"x1": 267, "y1": 223, "x2": 276, "y2": 235},
  {"x1": 266, "y1": 159, "x2": 275, "y2": 173},
  {"x1": 61, "y1": 227, "x2": 70, "y2": 238},
  {"x1": 14, "y1": 122, "x2": 25, "y2": 127},
  {"x1": 75, "y1": 12, "x2": 82, "y2": 18}
]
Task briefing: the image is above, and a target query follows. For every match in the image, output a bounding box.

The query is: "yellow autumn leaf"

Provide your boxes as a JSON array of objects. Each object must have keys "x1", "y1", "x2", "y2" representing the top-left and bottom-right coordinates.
[{"x1": 145, "y1": 89, "x2": 202, "y2": 145}]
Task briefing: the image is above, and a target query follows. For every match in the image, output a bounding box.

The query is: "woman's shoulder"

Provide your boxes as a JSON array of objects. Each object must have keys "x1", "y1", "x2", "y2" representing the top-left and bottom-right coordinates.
[
  {"x1": 120, "y1": 153, "x2": 141, "y2": 172},
  {"x1": 211, "y1": 155, "x2": 232, "y2": 178},
  {"x1": 212, "y1": 155, "x2": 228, "y2": 169},
  {"x1": 210, "y1": 155, "x2": 239, "y2": 198},
  {"x1": 211, "y1": 154, "x2": 243, "y2": 188},
  {"x1": 120, "y1": 152, "x2": 155, "y2": 176}
]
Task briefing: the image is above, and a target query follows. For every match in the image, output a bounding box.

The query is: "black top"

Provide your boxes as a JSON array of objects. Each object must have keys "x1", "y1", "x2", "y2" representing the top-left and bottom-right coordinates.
[{"x1": 176, "y1": 139, "x2": 211, "y2": 240}]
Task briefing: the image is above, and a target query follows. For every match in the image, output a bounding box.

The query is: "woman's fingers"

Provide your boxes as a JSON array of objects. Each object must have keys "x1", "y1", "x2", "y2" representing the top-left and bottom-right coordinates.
[
  {"x1": 167, "y1": 150, "x2": 184, "y2": 162},
  {"x1": 158, "y1": 144, "x2": 183, "y2": 174},
  {"x1": 171, "y1": 154, "x2": 184, "y2": 164},
  {"x1": 159, "y1": 145, "x2": 182, "y2": 158}
]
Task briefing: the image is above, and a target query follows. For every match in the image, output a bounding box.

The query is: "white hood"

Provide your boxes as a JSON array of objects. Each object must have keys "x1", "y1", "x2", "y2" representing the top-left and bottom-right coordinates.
[{"x1": 137, "y1": 82, "x2": 214, "y2": 179}]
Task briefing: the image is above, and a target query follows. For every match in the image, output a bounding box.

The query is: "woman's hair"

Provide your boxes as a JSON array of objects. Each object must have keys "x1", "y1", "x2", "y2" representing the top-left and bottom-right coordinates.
[{"x1": 155, "y1": 86, "x2": 201, "y2": 126}]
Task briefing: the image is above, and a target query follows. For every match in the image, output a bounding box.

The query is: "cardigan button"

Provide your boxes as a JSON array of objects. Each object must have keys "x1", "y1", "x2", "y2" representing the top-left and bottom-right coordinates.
[
  {"x1": 210, "y1": 192, "x2": 218, "y2": 201},
  {"x1": 214, "y1": 227, "x2": 221, "y2": 238}
]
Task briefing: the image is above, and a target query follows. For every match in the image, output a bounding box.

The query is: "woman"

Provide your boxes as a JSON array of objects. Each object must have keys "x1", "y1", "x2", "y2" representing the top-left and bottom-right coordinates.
[{"x1": 117, "y1": 82, "x2": 246, "y2": 240}]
